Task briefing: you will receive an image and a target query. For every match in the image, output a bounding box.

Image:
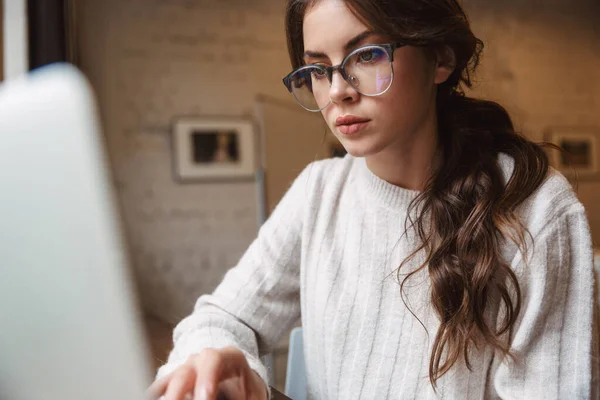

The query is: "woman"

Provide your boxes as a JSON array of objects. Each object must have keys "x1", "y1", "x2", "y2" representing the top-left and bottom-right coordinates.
[{"x1": 149, "y1": 0, "x2": 598, "y2": 398}]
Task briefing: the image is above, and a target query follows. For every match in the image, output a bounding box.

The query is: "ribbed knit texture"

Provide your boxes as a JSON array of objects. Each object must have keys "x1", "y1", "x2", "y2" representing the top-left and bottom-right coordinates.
[{"x1": 157, "y1": 154, "x2": 599, "y2": 399}]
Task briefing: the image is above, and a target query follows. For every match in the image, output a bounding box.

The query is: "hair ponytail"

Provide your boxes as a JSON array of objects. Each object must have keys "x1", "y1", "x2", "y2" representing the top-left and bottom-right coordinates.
[{"x1": 402, "y1": 86, "x2": 550, "y2": 383}]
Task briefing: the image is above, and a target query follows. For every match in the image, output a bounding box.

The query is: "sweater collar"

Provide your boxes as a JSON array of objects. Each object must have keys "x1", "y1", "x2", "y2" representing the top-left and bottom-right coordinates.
[{"x1": 353, "y1": 156, "x2": 421, "y2": 211}]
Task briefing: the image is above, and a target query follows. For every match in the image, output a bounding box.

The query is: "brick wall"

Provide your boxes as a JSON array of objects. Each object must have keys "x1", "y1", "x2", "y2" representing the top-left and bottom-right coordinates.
[
  {"x1": 76, "y1": 0, "x2": 600, "y2": 325},
  {"x1": 77, "y1": 0, "x2": 296, "y2": 325}
]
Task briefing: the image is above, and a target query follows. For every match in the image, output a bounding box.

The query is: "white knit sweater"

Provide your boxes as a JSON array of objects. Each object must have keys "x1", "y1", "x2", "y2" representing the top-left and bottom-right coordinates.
[{"x1": 157, "y1": 154, "x2": 599, "y2": 399}]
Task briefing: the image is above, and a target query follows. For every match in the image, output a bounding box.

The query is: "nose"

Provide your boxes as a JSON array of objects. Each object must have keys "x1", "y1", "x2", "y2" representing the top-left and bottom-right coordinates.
[{"x1": 328, "y1": 70, "x2": 359, "y2": 105}]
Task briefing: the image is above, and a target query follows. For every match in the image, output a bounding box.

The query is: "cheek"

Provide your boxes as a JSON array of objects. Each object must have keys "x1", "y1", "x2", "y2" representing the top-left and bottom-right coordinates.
[
  {"x1": 384, "y1": 59, "x2": 435, "y2": 115},
  {"x1": 369, "y1": 71, "x2": 435, "y2": 138},
  {"x1": 394, "y1": 61, "x2": 433, "y2": 101},
  {"x1": 321, "y1": 108, "x2": 334, "y2": 129},
  {"x1": 393, "y1": 48, "x2": 436, "y2": 97}
]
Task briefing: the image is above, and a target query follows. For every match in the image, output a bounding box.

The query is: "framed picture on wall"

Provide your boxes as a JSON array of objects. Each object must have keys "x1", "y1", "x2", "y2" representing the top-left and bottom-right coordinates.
[
  {"x1": 544, "y1": 127, "x2": 600, "y2": 180},
  {"x1": 172, "y1": 117, "x2": 257, "y2": 182}
]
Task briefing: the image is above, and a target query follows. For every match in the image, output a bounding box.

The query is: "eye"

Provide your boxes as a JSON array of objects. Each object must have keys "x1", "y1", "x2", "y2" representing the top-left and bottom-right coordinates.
[
  {"x1": 358, "y1": 50, "x2": 374, "y2": 62},
  {"x1": 311, "y1": 67, "x2": 328, "y2": 80},
  {"x1": 356, "y1": 48, "x2": 386, "y2": 63}
]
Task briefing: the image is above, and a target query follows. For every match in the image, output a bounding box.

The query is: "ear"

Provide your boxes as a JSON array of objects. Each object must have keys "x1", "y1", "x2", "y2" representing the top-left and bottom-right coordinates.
[{"x1": 433, "y1": 46, "x2": 456, "y2": 85}]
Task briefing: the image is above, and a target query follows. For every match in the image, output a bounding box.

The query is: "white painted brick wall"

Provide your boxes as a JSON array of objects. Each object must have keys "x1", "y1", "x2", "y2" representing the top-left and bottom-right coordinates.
[{"x1": 77, "y1": 0, "x2": 295, "y2": 324}]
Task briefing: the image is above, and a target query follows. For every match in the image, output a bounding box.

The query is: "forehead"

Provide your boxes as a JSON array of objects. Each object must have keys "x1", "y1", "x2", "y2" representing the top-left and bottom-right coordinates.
[{"x1": 302, "y1": 0, "x2": 369, "y2": 52}]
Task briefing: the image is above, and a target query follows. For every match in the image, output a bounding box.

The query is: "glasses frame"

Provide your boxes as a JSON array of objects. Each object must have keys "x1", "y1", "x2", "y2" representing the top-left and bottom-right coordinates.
[{"x1": 282, "y1": 42, "x2": 406, "y2": 112}]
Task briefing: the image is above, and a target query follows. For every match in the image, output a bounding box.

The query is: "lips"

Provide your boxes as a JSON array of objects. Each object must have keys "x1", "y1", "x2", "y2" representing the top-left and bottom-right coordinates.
[
  {"x1": 335, "y1": 115, "x2": 371, "y2": 136},
  {"x1": 335, "y1": 115, "x2": 370, "y2": 126}
]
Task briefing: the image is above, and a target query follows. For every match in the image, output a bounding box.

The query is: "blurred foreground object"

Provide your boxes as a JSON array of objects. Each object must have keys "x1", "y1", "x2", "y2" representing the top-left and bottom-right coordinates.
[{"x1": 0, "y1": 63, "x2": 152, "y2": 400}]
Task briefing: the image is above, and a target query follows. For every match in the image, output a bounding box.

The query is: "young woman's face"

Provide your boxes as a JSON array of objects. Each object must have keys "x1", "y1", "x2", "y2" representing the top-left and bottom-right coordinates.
[{"x1": 302, "y1": 0, "x2": 451, "y2": 159}]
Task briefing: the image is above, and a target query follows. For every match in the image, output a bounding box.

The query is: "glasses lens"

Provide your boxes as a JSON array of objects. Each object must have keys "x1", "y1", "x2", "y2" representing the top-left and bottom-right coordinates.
[
  {"x1": 345, "y1": 46, "x2": 393, "y2": 96},
  {"x1": 288, "y1": 66, "x2": 331, "y2": 111}
]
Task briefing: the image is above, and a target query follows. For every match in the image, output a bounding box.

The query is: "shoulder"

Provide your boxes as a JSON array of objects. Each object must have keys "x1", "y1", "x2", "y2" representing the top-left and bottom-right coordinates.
[{"x1": 497, "y1": 153, "x2": 587, "y2": 238}]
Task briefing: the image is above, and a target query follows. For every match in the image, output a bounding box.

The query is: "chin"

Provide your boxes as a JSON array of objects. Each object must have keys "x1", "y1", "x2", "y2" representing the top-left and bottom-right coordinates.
[
  {"x1": 337, "y1": 135, "x2": 389, "y2": 159},
  {"x1": 339, "y1": 143, "x2": 379, "y2": 159}
]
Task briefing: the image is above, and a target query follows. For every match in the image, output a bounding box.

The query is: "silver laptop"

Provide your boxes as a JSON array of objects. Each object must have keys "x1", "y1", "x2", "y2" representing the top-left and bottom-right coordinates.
[{"x1": 0, "y1": 64, "x2": 152, "y2": 399}]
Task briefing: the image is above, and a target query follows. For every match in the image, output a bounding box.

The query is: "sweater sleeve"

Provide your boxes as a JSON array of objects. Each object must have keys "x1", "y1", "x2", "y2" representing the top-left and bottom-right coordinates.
[
  {"x1": 155, "y1": 164, "x2": 314, "y2": 386},
  {"x1": 491, "y1": 206, "x2": 599, "y2": 399}
]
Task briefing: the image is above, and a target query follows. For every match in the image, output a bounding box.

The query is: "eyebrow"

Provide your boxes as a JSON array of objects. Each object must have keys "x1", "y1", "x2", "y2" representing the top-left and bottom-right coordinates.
[{"x1": 303, "y1": 31, "x2": 375, "y2": 59}]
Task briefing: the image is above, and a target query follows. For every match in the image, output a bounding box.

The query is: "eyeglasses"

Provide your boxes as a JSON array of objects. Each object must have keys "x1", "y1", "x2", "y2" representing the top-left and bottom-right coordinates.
[{"x1": 282, "y1": 43, "x2": 405, "y2": 112}]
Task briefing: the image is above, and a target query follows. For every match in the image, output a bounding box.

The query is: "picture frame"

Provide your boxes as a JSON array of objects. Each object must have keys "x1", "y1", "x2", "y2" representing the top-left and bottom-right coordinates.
[
  {"x1": 543, "y1": 127, "x2": 600, "y2": 180},
  {"x1": 172, "y1": 117, "x2": 257, "y2": 182}
]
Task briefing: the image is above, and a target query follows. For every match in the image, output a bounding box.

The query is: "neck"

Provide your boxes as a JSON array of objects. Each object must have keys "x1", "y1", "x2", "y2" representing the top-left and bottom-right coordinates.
[{"x1": 365, "y1": 112, "x2": 440, "y2": 191}]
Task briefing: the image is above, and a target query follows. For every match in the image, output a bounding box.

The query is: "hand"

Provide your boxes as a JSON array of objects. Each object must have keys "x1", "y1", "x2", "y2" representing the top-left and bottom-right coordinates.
[{"x1": 147, "y1": 347, "x2": 268, "y2": 400}]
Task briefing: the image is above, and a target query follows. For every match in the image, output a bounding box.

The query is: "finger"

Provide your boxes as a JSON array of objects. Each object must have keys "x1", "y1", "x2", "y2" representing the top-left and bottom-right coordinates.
[
  {"x1": 147, "y1": 372, "x2": 173, "y2": 400},
  {"x1": 164, "y1": 365, "x2": 196, "y2": 400},
  {"x1": 193, "y1": 347, "x2": 249, "y2": 399},
  {"x1": 216, "y1": 376, "x2": 246, "y2": 400}
]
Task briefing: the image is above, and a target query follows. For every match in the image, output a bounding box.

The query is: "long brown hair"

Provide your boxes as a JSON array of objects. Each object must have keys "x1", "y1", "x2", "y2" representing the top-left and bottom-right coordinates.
[{"x1": 286, "y1": 0, "x2": 551, "y2": 387}]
